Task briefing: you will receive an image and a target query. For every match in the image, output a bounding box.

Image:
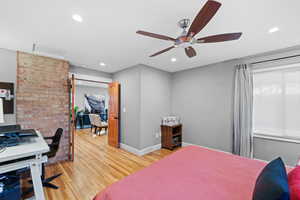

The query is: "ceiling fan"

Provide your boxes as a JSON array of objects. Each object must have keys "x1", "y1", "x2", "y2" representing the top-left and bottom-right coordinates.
[{"x1": 136, "y1": 0, "x2": 242, "y2": 58}]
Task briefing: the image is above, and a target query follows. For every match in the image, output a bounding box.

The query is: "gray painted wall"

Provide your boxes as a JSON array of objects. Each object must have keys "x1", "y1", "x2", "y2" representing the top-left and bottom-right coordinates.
[
  {"x1": 0, "y1": 49, "x2": 17, "y2": 125},
  {"x1": 70, "y1": 65, "x2": 112, "y2": 78},
  {"x1": 253, "y1": 137, "x2": 300, "y2": 166},
  {"x1": 172, "y1": 60, "x2": 238, "y2": 152},
  {"x1": 113, "y1": 66, "x2": 141, "y2": 149},
  {"x1": 113, "y1": 65, "x2": 172, "y2": 150},
  {"x1": 172, "y1": 46, "x2": 300, "y2": 166},
  {"x1": 75, "y1": 85, "x2": 109, "y2": 111},
  {"x1": 140, "y1": 65, "x2": 172, "y2": 149}
]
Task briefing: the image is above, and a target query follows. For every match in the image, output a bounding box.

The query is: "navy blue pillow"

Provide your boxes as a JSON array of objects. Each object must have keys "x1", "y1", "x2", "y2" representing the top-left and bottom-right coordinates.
[{"x1": 253, "y1": 157, "x2": 290, "y2": 200}]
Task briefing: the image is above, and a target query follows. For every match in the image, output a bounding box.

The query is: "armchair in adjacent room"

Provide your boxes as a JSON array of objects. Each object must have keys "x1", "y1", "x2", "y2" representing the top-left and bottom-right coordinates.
[{"x1": 89, "y1": 114, "x2": 108, "y2": 135}]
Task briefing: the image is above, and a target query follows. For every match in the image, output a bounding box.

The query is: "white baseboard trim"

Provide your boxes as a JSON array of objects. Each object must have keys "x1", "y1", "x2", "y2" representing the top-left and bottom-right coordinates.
[
  {"x1": 183, "y1": 142, "x2": 296, "y2": 167},
  {"x1": 120, "y1": 143, "x2": 161, "y2": 156},
  {"x1": 139, "y1": 144, "x2": 161, "y2": 156},
  {"x1": 121, "y1": 142, "x2": 230, "y2": 157},
  {"x1": 121, "y1": 142, "x2": 231, "y2": 157},
  {"x1": 182, "y1": 142, "x2": 194, "y2": 147},
  {"x1": 122, "y1": 142, "x2": 295, "y2": 167},
  {"x1": 120, "y1": 143, "x2": 141, "y2": 156},
  {"x1": 182, "y1": 142, "x2": 232, "y2": 155}
]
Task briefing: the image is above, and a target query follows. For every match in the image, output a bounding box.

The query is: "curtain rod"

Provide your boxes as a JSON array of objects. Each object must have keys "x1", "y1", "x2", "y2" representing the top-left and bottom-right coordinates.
[
  {"x1": 74, "y1": 78, "x2": 110, "y2": 85},
  {"x1": 251, "y1": 54, "x2": 300, "y2": 65}
]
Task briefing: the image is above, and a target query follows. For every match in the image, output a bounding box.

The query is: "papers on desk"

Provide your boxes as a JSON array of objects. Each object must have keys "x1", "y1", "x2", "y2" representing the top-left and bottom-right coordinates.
[{"x1": 0, "y1": 98, "x2": 4, "y2": 123}]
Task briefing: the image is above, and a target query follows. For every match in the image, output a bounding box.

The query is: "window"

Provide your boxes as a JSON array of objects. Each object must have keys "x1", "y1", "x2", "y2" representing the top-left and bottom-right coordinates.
[{"x1": 253, "y1": 64, "x2": 300, "y2": 140}]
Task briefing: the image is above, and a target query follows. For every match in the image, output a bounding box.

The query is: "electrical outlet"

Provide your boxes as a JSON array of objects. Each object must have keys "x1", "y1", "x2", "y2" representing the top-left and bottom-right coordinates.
[{"x1": 123, "y1": 107, "x2": 126, "y2": 113}]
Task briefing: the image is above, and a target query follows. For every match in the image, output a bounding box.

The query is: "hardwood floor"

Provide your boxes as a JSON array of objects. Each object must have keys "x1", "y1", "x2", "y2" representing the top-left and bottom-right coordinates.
[{"x1": 44, "y1": 129, "x2": 174, "y2": 200}]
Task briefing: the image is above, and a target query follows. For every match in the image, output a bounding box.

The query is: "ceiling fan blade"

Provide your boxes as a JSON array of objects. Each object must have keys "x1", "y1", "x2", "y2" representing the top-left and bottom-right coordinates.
[
  {"x1": 137, "y1": 30, "x2": 176, "y2": 42},
  {"x1": 150, "y1": 46, "x2": 175, "y2": 57},
  {"x1": 185, "y1": 47, "x2": 197, "y2": 58},
  {"x1": 197, "y1": 32, "x2": 242, "y2": 43},
  {"x1": 187, "y1": 0, "x2": 221, "y2": 37}
]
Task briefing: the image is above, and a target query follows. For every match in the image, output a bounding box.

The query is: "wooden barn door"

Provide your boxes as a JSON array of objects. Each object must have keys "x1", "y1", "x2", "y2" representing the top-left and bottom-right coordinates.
[
  {"x1": 108, "y1": 82, "x2": 120, "y2": 148},
  {"x1": 69, "y1": 74, "x2": 75, "y2": 161}
]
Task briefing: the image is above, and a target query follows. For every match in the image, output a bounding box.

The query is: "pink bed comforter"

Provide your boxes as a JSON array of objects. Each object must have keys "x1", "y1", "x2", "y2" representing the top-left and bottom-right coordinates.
[{"x1": 94, "y1": 146, "x2": 286, "y2": 200}]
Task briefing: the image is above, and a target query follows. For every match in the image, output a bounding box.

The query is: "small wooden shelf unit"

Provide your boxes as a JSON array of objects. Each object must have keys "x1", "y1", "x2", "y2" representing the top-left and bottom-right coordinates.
[{"x1": 161, "y1": 124, "x2": 182, "y2": 150}]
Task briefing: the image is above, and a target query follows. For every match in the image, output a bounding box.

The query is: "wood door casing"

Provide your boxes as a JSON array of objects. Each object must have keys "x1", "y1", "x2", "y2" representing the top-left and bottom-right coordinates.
[
  {"x1": 108, "y1": 82, "x2": 120, "y2": 148},
  {"x1": 70, "y1": 74, "x2": 75, "y2": 161}
]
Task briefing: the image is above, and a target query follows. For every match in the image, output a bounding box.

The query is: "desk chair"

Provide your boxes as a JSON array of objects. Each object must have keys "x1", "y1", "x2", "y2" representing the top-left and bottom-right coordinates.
[{"x1": 25, "y1": 128, "x2": 63, "y2": 195}]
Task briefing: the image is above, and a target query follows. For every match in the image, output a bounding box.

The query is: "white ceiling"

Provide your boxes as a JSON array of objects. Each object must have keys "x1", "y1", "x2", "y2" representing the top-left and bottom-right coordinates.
[{"x1": 1, "y1": 0, "x2": 300, "y2": 73}]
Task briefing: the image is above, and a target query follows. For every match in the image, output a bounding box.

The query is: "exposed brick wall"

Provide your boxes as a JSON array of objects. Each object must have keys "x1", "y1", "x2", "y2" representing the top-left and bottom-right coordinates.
[{"x1": 16, "y1": 52, "x2": 70, "y2": 163}]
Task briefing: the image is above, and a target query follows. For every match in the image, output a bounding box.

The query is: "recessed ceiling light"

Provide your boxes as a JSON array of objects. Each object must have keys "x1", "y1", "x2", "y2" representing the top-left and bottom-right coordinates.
[
  {"x1": 72, "y1": 14, "x2": 83, "y2": 23},
  {"x1": 269, "y1": 27, "x2": 279, "y2": 33},
  {"x1": 99, "y1": 62, "x2": 106, "y2": 66},
  {"x1": 171, "y1": 58, "x2": 177, "y2": 62}
]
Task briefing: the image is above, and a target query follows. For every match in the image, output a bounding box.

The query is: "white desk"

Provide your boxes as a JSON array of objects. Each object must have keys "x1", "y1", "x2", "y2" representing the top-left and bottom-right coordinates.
[{"x1": 0, "y1": 131, "x2": 49, "y2": 200}]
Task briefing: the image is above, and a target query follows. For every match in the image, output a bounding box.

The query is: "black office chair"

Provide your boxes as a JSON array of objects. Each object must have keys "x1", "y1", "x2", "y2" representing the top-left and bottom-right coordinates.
[{"x1": 24, "y1": 128, "x2": 63, "y2": 195}]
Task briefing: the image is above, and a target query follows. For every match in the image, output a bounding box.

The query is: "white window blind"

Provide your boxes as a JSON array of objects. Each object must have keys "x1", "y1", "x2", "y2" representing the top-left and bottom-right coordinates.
[{"x1": 253, "y1": 64, "x2": 300, "y2": 139}]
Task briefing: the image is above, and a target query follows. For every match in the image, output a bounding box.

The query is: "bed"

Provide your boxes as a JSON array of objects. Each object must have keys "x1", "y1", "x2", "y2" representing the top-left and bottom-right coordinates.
[{"x1": 94, "y1": 145, "x2": 289, "y2": 200}]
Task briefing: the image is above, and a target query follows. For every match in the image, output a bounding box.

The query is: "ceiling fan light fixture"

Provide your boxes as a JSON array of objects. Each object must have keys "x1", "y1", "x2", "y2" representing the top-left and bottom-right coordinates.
[
  {"x1": 137, "y1": 1, "x2": 242, "y2": 58},
  {"x1": 178, "y1": 19, "x2": 190, "y2": 29}
]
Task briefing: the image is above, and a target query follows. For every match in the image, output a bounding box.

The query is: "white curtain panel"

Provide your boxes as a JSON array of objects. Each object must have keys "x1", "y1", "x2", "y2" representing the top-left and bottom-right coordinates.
[{"x1": 233, "y1": 64, "x2": 253, "y2": 158}]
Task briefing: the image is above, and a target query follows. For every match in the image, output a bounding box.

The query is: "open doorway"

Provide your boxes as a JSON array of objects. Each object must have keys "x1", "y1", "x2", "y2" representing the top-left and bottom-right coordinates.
[
  {"x1": 69, "y1": 74, "x2": 120, "y2": 161},
  {"x1": 75, "y1": 82, "x2": 109, "y2": 133}
]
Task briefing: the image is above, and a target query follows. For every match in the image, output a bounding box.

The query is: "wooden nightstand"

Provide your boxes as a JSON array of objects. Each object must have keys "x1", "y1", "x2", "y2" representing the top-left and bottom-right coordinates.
[{"x1": 161, "y1": 124, "x2": 182, "y2": 150}]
